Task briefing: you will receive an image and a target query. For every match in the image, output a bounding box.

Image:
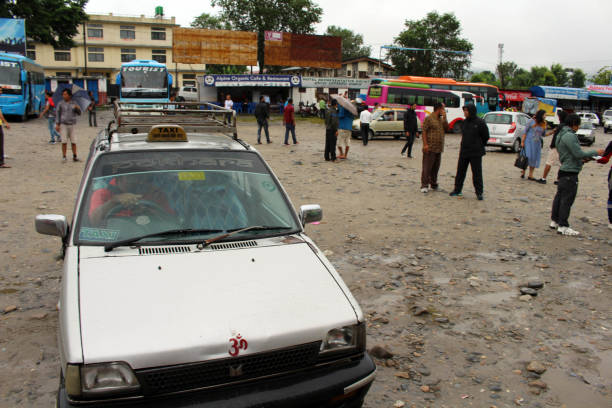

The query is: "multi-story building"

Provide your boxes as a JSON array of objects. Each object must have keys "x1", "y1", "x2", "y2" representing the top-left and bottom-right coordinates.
[{"x1": 26, "y1": 10, "x2": 206, "y2": 92}]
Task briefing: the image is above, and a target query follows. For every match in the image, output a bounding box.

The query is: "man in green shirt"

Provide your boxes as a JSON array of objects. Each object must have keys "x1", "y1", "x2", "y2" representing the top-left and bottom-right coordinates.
[{"x1": 550, "y1": 113, "x2": 604, "y2": 236}]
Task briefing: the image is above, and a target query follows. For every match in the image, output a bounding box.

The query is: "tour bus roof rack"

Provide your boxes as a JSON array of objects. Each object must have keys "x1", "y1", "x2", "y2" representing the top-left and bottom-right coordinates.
[{"x1": 112, "y1": 101, "x2": 240, "y2": 142}]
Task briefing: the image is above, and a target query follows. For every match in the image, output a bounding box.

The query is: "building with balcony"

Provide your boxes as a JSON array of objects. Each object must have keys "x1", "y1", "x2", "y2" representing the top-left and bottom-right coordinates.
[{"x1": 26, "y1": 11, "x2": 206, "y2": 92}]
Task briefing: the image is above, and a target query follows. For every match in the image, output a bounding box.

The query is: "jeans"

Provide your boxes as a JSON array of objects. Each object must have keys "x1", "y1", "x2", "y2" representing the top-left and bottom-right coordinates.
[
  {"x1": 47, "y1": 117, "x2": 60, "y2": 142},
  {"x1": 421, "y1": 151, "x2": 442, "y2": 188},
  {"x1": 607, "y1": 168, "x2": 612, "y2": 224},
  {"x1": 324, "y1": 129, "x2": 337, "y2": 161},
  {"x1": 89, "y1": 110, "x2": 97, "y2": 127},
  {"x1": 284, "y1": 124, "x2": 297, "y2": 144},
  {"x1": 551, "y1": 171, "x2": 579, "y2": 227},
  {"x1": 257, "y1": 120, "x2": 270, "y2": 143},
  {"x1": 401, "y1": 131, "x2": 416, "y2": 156},
  {"x1": 360, "y1": 123, "x2": 369, "y2": 145},
  {"x1": 454, "y1": 155, "x2": 483, "y2": 195}
]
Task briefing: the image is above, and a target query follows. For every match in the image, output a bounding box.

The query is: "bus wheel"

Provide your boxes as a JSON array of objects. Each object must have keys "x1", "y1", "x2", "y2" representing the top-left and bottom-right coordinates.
[
  {"x1": 20, "y1": 112, "x2": 28, "y2": 122},
  {"x1": 452, "y1": 121, "x2": 462, "y2": 134}
]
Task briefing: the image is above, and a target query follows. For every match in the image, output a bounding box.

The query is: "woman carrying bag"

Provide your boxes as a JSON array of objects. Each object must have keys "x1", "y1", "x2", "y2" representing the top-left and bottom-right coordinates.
[{"x1": 520, "y1": 110, "x2": 551, "y2": 182}]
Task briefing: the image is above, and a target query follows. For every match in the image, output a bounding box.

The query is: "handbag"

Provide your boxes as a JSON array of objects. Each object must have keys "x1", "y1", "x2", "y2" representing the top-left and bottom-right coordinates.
[{"x1": 514, "y1": 149, "x2": 528, "y2": 170}]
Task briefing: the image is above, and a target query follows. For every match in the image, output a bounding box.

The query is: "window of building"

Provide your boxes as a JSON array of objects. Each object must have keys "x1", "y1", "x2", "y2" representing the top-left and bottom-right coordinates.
[
  {"x1": 88, "y1": 47, "x2": 104, "y2": 62},
  {"x1": 121, "y1": 48, "x2": 136, "y2": 63},
  {"x1": 26, "y1": 44, "x2": 35, "y2": 60},
  {"x1": 56, "y1": 72, "x2": 71, "y2": 77},
  {"x1": 54, "y1": 47, "x2": 71, "y2": 61},
  {"x1": 358, "y1": 71, "x2": 368, "y2": 78},
  {"x1": 151, "y1": 27, "x2": 166, "y2": 41},
  {"x1": 87, "y1": 23, "x2": 103, "y2": 39},
  {"x1": 346, "y1": 70, "x2": 352, "y2": 77},
  {"x1": 182, "y1": 74, "x2": 196, "y2": 87},
  {"x1": 152, "y1": 49, "x2": 166, "y2": 63},
  {"x1": 120, "y1": 25, "x2": 136, "y2": 40}
]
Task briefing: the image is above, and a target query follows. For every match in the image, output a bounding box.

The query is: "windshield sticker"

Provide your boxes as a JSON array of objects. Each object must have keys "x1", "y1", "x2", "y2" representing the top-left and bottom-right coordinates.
[
  {"x1": 122, "y1": 66, "x2": 164, "y2": 73},
  {"x1": 79, "y1": 227, "x2": 120, "y2": 241},
  {"x1": 261, "y1": 181, "x2": 276, "y2": 192},
  {"x1": 178, "y1": 171, "x2": 206, "y2": 181}
]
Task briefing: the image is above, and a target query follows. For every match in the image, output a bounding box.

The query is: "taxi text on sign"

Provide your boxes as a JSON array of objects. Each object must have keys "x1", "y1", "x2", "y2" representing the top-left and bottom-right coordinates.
[{"x1": 147, "y1": 125, "x2": 188, "y2": 142}]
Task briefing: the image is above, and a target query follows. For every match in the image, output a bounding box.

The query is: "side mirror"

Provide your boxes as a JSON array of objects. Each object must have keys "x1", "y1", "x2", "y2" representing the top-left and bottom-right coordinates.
[
  {"x1": 21, "y1": 71, "x2": 27, "y2": 82},
  {"x1": 299, "y1": 204, "x2": 322, "y2": 226},
  {"x1": 35, "y1": 214, "x2": 68, "y2": 238}
]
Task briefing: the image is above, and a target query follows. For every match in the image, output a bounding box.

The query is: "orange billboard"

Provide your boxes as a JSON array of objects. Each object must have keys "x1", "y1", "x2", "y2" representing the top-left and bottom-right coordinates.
[
  {"x1": 172, "y1": 28, "x2": 258, "y2": 66},
  {"x1": 265, "y1": 33, "x2": 342, "y2": 68}
]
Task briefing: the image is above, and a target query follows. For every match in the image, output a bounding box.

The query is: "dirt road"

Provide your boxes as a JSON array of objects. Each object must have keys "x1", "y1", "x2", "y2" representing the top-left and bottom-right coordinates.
[{"x1": 0, "y1": 111, "x2": 610, "y2": 407}]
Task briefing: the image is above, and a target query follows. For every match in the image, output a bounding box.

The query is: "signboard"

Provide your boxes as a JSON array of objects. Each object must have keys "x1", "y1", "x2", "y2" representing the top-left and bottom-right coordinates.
[
  {"x1": 301, "y1": 76, "x2": 371, "y2": 89},
  {"x1": 264, "y1": 31, "x2": 283, "y2": 42},
  {"x1": 203, "y1": 74, "x2": 302, "y2": 87},
  {"x1": 588, "y1": 84, "x2": 612, "y2": 97},
  {"x1": 532, "y1": 86, "x2": 589, "y2": 101},
  {"x1": 499, "y1": 90, "x2": 531, "y2": 102},
  {"x1": 172, "y1": 28, "x2": 257, "y2": 66},
  {"x1": 0, "y1": 18, "x2": 26, "y2": 56},
  {"x1": 265, "y1": 33, "x2": 341, "y2": 69}
]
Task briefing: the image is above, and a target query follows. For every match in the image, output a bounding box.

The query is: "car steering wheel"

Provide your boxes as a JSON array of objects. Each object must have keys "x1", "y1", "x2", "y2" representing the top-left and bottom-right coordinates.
[{"x1": 104, "y1": 199, "x2": 174, "y2": 225}]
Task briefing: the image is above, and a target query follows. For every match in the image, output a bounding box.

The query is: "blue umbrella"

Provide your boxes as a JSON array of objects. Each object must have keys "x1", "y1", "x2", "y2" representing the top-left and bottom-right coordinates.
[{"x1": 52, "y1": 83, "x2": 92, "y2": 115}]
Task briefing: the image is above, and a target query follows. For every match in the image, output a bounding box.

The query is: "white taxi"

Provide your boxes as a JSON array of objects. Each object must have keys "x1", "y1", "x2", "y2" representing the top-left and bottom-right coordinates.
[{"x1": 36, "y1": 103, "x2": 375, "y2": 407}]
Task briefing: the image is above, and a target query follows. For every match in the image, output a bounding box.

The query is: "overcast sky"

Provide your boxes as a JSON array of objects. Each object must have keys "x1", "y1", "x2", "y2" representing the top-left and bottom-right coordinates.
[{"x1": 86, "y1": 0, "x2": 612, "y2": 75}]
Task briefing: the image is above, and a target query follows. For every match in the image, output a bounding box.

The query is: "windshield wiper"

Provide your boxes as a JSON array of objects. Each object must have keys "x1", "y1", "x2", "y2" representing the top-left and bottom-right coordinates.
[
  {"x1": 199, "y1": 225, "x2": 293, "y2": 248},
  {"x1": 104, "y1": 228, "x2": 223, "y2": 252}
]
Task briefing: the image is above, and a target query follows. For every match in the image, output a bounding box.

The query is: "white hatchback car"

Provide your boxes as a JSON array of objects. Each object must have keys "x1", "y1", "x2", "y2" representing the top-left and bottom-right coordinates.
[
  {"x1": 484, "y1": 111, "x2": 533, "y2": 152},
  {"x1": 36, "y1": 103, "x2": 375, "y2": 408},
  {"x1": 602, "y1": 109, "x2": 612, "y2": 133},
  {"x1": 178, "y1": 86, "x2": 198, "y2": 101},
  {"x1": 577, "y1": 112, "x2": 600, "y2": 127}
]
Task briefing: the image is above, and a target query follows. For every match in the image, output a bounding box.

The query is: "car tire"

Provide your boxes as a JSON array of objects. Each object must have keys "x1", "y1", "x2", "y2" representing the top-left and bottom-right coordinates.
[
  {"x1": 605, "y1": 128, "x2": 609, "y2": 134},
  {"x1": 369, "y1": 129, "x2": 375, "y2": 140},
  {"x1": 452, "y1": 121, "x2": 462, "y2": 134},
  {"x1": 512, "y1": 138, "x2": 521, "y2": 153}
]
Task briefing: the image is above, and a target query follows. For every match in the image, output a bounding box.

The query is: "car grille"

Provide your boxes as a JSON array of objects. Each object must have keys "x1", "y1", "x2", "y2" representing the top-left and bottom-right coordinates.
[{"x1": 136, "y1": 342, "x2": 321, "y2": 396}]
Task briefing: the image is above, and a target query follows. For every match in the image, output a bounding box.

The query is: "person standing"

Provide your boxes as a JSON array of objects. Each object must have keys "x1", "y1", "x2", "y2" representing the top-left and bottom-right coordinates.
[
  {"x1": 449, "y1": 104, "x2": 489, "y2": 200},
  {"x1": 420, "y1": 103, "x2": 449, "y2": 193},
  {"x1": 87, "y1": 90, "x2": 97, "y2": 127},
  {"x1": 550, "y1": 114, "x2": 603, "y2": 236},
  {"x1": 401, "y1": 103, "x2": 418, "y2": 157},
  {"x1": 224, "y1": 94, "x2": 234, "y2": 111},
  {"x1": 55, "y1": 88, "x2": 81, "y2": 162},
  {"x1": 359, "y1": 105, "x2": 372, "y2": 146},
  {"x1": 254, "y1": 95, "x2": 271, "y2": 144},
  {"x1": 324, "y1": 99, "x2": 339, "y2": 162},
  {"x1": 283, "y1": 98, "x2": 297, "y2": 145},
  {"x1": 520, "y1": 109, "x2": 547, "y2": 181},
  {"x1": 596, "y1": 140, "x2": 612, "y2": 231},
  {"x1": 40, "y1": 91, "x2": 61, "y2": 144},
  {"x1": 540, "y1": 110, "x2": 568, "y2": 184},
  {"x1": 0, "y1": 88, "x2": 11, "y2": 168},
  {"x1": 337, "y1": 105, "x2": 354, "y2": 158},
  {"x1": 318, "y1": 97, "x2": 327, "y2": 119}
]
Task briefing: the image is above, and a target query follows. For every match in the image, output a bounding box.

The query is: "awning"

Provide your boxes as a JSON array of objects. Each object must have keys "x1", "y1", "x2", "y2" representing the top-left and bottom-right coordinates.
[
  {"x1": 588, "y1": 85, "x2": 612, "y2": 98},
  {"x1": 529, "y1": 86, "x2": 589, "y2": 101},
  {"x1": 499, "y1": 90, "x2": 531, "y2": 102}
]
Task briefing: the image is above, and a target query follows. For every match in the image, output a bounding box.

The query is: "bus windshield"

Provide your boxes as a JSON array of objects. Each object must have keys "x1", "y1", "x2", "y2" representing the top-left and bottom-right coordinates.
[
  {"x1": 0, "y1": 60, "x2": 22, "y2": 94},
  {"x1": 121, "y1": 66, "x2": 167, "y2": 98}
]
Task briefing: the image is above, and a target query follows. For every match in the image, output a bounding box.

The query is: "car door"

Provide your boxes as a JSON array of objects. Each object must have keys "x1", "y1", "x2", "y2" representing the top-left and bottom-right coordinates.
[
  {"x1": 517, "y1": 115, "x2": 528, "y2": 136},
  {"x1": 393, "y1": 110, "x2": 405, "y2": 136}
]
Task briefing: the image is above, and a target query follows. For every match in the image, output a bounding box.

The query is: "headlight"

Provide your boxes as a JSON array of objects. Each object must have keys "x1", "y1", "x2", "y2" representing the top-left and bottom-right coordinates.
[
  {"x1": 65, "y1": 362, "x2": 140, "y2": 399},
  {"x1": 320, "y1": 323, "x2": 365, "y2": 354}
]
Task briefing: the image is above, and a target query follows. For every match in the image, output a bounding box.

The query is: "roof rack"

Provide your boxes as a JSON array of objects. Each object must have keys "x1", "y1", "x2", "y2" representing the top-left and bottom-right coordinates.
[{"x1": 112, "y1": 101, "x2": 238, "y2": 139}]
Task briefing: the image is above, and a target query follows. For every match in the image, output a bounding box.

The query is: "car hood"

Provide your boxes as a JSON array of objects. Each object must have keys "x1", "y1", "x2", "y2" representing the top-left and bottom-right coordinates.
[{"x1": 78, "y1": 242, "x2": 358, "y2": 369}]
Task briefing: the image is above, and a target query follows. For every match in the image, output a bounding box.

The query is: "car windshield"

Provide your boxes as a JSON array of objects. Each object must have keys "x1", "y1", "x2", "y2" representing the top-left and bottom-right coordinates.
[
  {"x1": 372, "y1": 110, "x2": 384, "y2": 120},
  {"x1": 604, "y1": 110, "x2": 612, "y2": 118},
  {"x1": 484, "y1": 114, "x2": 512, "y2": 125},
  {"x1": 75, "y1": 150, "x2": 300, "y2": 245},
  {"x1": 121, "y1": 66, "x2": 167, "y2": 98},
  {"x1": 579, "y1": 122, "x2": 594, "y2": 130}
]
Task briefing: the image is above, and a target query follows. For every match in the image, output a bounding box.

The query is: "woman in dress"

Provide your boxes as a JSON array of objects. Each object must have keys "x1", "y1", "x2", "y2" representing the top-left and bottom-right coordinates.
[{"x1": 520, "y1": 109, "x2": 548, "y2": 181}]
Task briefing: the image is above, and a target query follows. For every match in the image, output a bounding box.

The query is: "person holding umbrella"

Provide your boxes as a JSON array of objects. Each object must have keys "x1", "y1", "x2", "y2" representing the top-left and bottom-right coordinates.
[
  {"x1": 56, "y1": 88, "x2": 81, "y2": 162},
  {"x1": 331, "y1": 93, "x2": 357, "y2": 159}
]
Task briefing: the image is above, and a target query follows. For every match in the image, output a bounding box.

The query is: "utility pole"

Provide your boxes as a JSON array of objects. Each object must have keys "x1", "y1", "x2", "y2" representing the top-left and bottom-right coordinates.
[
  {"x1": 83, "y1": 22, "x2": 88, "y2": 77},
  {"x1": 497, "y1": 43, "x2": 504, "y2": 88}
]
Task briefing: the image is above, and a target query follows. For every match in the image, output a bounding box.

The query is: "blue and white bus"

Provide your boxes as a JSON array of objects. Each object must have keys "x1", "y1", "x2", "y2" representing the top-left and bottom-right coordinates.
[
  {"x1": 0, "y1": 53, "x2": 45, "y2": 121},
  {"x1": 115, "y1": 60, "x2": 173, "y2": 104}
]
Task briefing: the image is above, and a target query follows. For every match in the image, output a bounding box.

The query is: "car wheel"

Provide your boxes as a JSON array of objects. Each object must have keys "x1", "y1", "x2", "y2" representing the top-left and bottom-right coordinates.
[
  {"x1": 452, "y1": 121, "x2": 462, "y2": 134},
  {"x1": 369, "y1": 130, "x2": 375, "y2": 140},
  {"x1": 512, "y1": 138, "x2": 521, "y2": 153},
  {"x1": 605, "y1": 128, "x2": 609, "y2": 134}
]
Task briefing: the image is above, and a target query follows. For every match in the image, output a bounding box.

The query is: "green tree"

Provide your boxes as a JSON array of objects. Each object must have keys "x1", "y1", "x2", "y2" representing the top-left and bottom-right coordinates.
[
  {"x1": 550, "y1": 63, "x2": 569, "y2": 87},
  {"x1": 211, "y1": 0, "x2": 323, "y2": 70},
  {"x1": 496, "y1": 61, "x2": 517, "y2": 88},
  {"x1": 470, "y1": 70, "x2": 498, "y2": 86},
  {"x1": 191, "y1": 12, "x2": 244, "y2": 75},
  {"x1": 510, "y1": 68, "x2": 532, "y2": 89},
  {"x1": 0, "y1": 0, "x2": 88, "y2": 47},
  {"x1": 388, "y1": 11, "x2": 473, "y2": 78},
  {"x1": 570, "y1": 68, "x2": 586, "y2": 88},
  {"x1": 590, "y1": 67, "x2": 612, "y2": 85},
  {"x1": 324, "y1": 25, "x2": 371, "y2": 60}
]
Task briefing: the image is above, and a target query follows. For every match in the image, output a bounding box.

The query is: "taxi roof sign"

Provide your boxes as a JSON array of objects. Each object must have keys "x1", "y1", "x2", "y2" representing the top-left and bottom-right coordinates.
[{"x1": 147, "y1": 125, "x2": 188, "y2": 142}]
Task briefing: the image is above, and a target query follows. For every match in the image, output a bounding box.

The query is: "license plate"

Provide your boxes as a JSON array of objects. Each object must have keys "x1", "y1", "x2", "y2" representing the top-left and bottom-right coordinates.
[{"x1": 488, "y1": 138, "x2": 498, "y2": 143}]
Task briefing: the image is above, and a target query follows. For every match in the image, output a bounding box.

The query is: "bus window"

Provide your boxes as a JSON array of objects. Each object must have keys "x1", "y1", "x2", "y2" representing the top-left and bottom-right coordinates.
[
  {"x1": 416, "y1": 95, "x2": 424, "y2": 105},
  {"x1": 445, "y1": 95, "x2": 460, "y2": 108},
  {"x1": 368, "y1": 86, "x2": 382, "y2": 98}
]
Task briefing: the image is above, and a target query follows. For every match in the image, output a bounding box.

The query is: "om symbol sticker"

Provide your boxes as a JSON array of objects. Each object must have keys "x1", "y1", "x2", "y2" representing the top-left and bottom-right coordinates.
[{"x1": 229, "y1": 333, "x2": 248, "y2": 357}]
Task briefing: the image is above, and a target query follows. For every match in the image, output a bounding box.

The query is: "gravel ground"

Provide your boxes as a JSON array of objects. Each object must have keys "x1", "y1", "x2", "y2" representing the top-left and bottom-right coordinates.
[{"x1": 0, "y1": 111, "x2": 611, "y2": 408}]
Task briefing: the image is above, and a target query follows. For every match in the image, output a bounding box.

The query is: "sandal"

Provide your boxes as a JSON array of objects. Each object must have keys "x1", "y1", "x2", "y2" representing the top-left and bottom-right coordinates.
[
  {"x1": 528, "y1": 177, "x2": 536, "y2": 181},
  {"x1": 0, "y1": 163, "x2": 10, "y2": 168}
]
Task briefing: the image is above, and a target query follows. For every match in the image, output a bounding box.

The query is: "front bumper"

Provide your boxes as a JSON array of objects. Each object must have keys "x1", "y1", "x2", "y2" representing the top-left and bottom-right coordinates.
[{"x1": 58, "y1": 354, "x2": 376, "y2": 408}]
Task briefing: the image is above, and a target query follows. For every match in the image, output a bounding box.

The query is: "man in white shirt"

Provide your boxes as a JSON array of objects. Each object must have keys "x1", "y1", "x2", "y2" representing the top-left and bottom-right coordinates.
[
  {"x1": 359, "y1": 107, "x2": 372, "y2": 146},
  {"x1": 224, "y1": 94, "x2": 234, "y2": 110}
]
